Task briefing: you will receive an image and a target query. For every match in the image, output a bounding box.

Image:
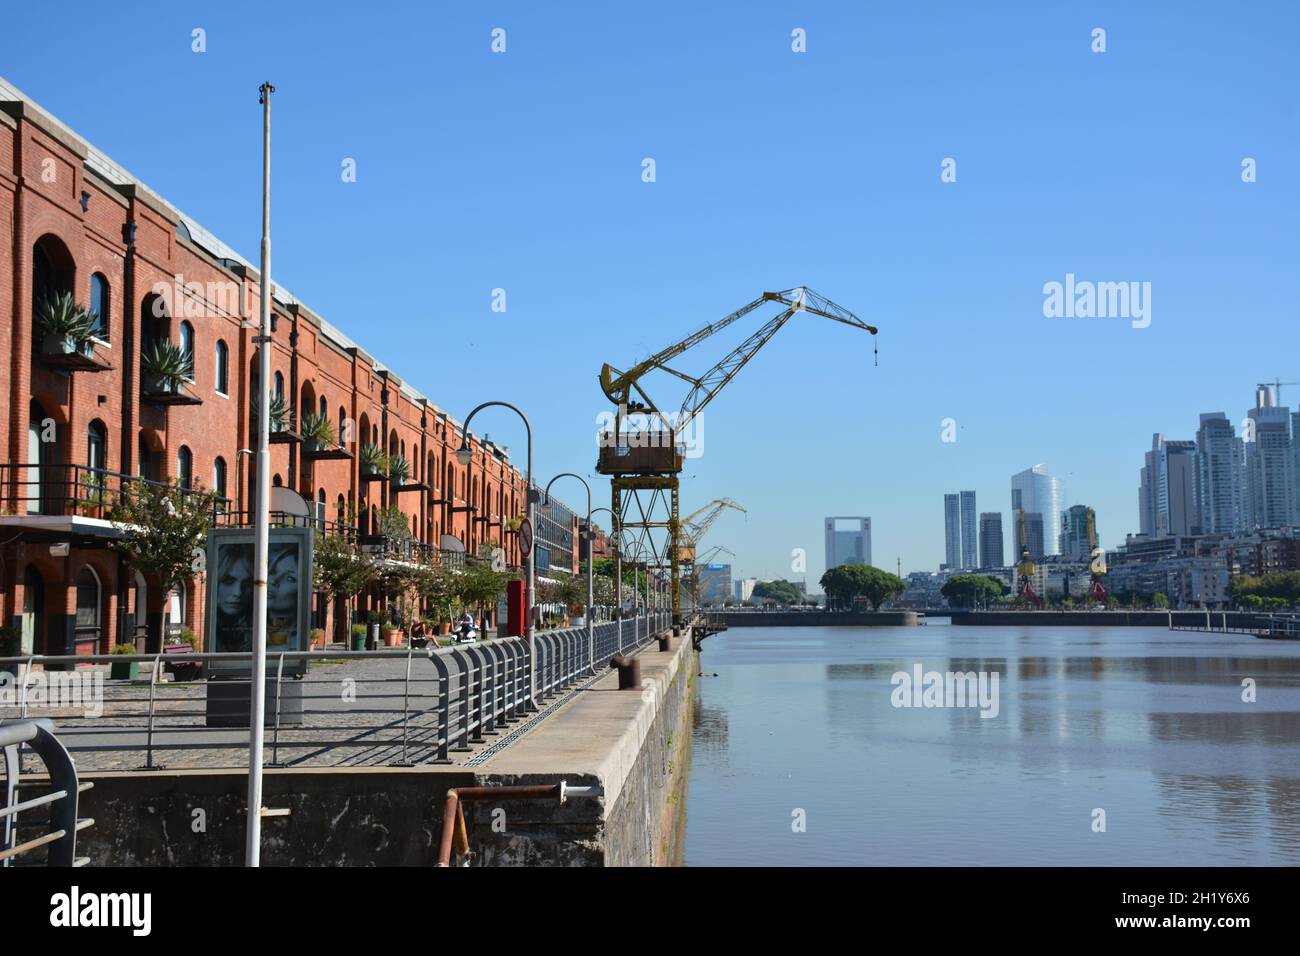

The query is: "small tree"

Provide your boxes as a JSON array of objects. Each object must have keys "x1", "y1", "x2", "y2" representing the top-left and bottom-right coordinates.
[
  {"x1": 419, "y1": 563, "x2": 462, "y2": 629},
  {"x1": 109, "y1": 481, "x2": 217, "y2": 638},
  {"x1": 313, "y1": 532, "x2": 378, "y2": 632},
  {"x1": 458, "y1": 553, "x2": 515, "y2": 629}
]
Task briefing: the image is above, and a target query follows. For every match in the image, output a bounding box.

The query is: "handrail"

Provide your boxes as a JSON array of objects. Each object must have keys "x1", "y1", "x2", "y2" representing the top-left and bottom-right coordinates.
[{"x1": 1, "y1": 718, "x2": 92, "y2": 866}]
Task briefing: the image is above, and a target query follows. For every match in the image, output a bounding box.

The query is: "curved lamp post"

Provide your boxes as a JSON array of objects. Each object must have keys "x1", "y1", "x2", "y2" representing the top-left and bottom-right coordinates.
[
  {"x1": 542, "y1": 473, "x2": 593, "y2": 674},
  {"x1": 590, "y1": 506, "x2": 620, "y2": 652},
  {"x1": 455, "y1": 402, "x2": 536, "y2": 709},
  {"x1": 622, "y1": 537, "x2": 652, "y2": 646}
]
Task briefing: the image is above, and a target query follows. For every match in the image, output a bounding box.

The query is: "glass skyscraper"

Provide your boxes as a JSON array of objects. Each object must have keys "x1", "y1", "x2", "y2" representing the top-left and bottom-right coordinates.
[{"x1": 1010, "y1": 465, "x2": 1065, "y2": 556}]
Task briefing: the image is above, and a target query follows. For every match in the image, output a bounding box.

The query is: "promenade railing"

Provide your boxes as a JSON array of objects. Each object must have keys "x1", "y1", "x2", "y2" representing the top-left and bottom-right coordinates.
[{"x1": 0, "y1": 611, "x2": 671, "y2": 771}]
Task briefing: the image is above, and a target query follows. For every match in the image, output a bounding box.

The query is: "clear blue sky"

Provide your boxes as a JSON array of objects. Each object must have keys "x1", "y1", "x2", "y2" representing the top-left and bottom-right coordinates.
[{"x1": 4, "y1": 1, "x2": 1297, "y2": 585}]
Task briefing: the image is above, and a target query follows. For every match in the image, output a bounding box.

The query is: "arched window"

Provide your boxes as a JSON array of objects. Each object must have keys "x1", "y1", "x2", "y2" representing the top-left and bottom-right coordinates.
[
  {"x1": 215, "y1": 340, "x2": 229, "y2": 395},
  {"x1": 177, "y1": 446, "x2": 193, "y2": 489},
  {"x1": 214, "y1": 456, "x2": 227, "y2": 501},
  {"x1": 89, "y1": 273, "x2": 110, "y2": 341},
  {"x1": 138, "y1": 435, "x2": 154, "y2": 483},
  {"x1": 273, "y1": 474, "x2": 283, "y2": 487},
  {"x1": 179, "y1": 321, "x2": 195, "y2": 372},
  {"x1": 319, "y1": 396, "x2": 327, "y2": 421},
  {"x1": 87, "y1": 420, "x2": 107, "y2": 474},
  {"x1": 339, "y1": 407, "x2": 348, "y2": 445},
  {"x1": 274, "y1": 372, "x2": 284, "y2": 402},
  {"x1": 317, "y1": 489, "x2": 326, "y2": 531}
]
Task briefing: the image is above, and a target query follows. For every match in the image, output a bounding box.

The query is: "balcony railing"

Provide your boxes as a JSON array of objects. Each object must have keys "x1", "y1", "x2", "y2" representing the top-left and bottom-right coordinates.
[
  {"x1": 0, "y1": 463, "x2": 230, "y2": 523},
  {"x1": 0, "y1": 462, "x2": 497, "y2": 572}
]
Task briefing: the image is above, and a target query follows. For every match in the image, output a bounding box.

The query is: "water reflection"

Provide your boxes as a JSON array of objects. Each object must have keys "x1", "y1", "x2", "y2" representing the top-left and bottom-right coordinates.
[{"x1": 684, "y1": 625, "x2": 1300, "y2": 866}]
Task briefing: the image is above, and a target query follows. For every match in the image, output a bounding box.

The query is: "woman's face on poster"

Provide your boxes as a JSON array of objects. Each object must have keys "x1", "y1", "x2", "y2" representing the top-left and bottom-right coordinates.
[
  {"x1": 217, "y1": 547, "x2": 253, "y2": 617},
  {"x1": 268, "y1": 545, "x2": 299, "y2": 619}
]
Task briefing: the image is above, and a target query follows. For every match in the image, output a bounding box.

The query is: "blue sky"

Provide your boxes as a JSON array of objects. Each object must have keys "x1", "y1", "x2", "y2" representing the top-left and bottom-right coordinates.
[{"x1": 3, "y1": 1, "x2": 1297, "y2": 584}]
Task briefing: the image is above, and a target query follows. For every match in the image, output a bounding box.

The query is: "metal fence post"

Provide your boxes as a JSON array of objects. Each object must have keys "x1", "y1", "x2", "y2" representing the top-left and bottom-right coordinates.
[
  {"x1": 271, "y1": 653, "x2": 286, "y2": 767},
  {"x1": 401, "y1": 644, "x2": 414, "y2": 765}
]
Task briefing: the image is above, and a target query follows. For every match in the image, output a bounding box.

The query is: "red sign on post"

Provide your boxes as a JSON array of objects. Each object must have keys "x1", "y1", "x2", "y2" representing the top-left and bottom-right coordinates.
[{"x1": 518, "y1": 518, "x2": 533, "y2": 557}]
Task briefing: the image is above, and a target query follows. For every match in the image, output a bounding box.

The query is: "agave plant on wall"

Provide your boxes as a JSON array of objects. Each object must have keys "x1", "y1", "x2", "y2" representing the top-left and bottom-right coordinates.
[
  {"x1": 35, "y1": 292, "x2": 97, "y2": 356},
  {"x1": 141, "y1": 340, "x2": 194, "y2": 394},
  {"x1": 387, "y1": 453, "x2": 411, "y2": 488},
  {"x1": 359, "y1": 443, "x2": 389, "y2": 478},
  {"x1": 251, "y1": 393, "x2": 289, "y2": 435},
  {"x1": 298, "y1": 412, "x2": 337, "y2": 452}
]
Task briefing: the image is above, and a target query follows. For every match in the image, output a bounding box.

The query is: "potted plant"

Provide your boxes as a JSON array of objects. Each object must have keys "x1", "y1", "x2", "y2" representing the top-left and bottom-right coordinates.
[
  {"x1": 349, "y1": 623, "x2": 367, "y2": 652},
  {"x1": 381, "y1": 620, "x2": 403, "y2": 647},
  {"x1": 252, "y1": 393, "x2": 288, "y2": 435},
  {"x1": 141, "y1": 339, "x2": 194, "y2": 396},
  {"x1": 359, "y1": 443, "x2": 388, "y2": 478},
  {"x1": 558, "y1": 574, "x2": 586, "y2": 626},
  {"x1": 387, "y1": 453, "x2": 410, "y2": 489},
  {"x1": 299, "y1": 412, "x2": 336, "y2": 453},
  {"x1": 110, "y1": 642, "x2": 139, "y2": 681},
  {"x1": 310, "y1": 627, "x2": 326, "y2": 651},
  {"x1": 35, "y1": 292, "x2": 96, "y2": 357}
]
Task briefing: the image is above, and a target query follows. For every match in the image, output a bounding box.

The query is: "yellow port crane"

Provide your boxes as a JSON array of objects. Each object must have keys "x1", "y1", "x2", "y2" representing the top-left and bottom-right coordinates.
[
  {"x1": 596, "y1": 288, "x2": 878, "y2": 622},
  {"x1": 684, "y1": 545, "x2": 735, "y2": 609},
  {"x1": 677, "y1": 498, "x2": 747, "y2": 564},
  {"x1": 1086, "y1": 508, "x2": 1108, "y2": 605},
  {"x1": 1014, "y1": 508, "x2": 1041, "y2": 608}
]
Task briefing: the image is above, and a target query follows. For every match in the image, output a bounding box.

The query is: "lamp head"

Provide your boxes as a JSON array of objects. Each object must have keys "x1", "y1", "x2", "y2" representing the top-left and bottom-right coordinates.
[{"x1": 453, "y1": 444, "x2": 472, "y2": 467}]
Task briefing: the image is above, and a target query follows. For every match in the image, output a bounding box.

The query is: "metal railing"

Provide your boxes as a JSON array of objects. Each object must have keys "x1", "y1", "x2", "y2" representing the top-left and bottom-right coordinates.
[
  {"x1": 0, "y1": 462, "x2": 231, "y2": 521},
  {"x1": 0, "y1": 612, "x2": 671, "y2": 771},
  {"x1": 1, "y1": 718, "x2": 93, "y2": 867}
]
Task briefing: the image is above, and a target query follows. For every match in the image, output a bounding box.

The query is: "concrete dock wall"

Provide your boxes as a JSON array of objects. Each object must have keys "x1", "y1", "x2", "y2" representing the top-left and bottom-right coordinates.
[
  {"x1": 716, "y1": 610, "x2": 919, "y2": 627},
  {"x1": 70, "y1": 629, "x2": 700, "y2": 866},
  {"x1": 946, "y1": 610, "x2": 1259, "y2": 627}
]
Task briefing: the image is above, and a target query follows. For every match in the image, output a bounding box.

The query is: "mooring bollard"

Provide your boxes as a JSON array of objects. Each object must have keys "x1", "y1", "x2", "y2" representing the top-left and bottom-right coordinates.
[
  {"x1": 609, "y1": 654, "x2": 640, "y2": 690},
  {"x1": 657, "y1": 633, "x2": 671, "y2": 651}
]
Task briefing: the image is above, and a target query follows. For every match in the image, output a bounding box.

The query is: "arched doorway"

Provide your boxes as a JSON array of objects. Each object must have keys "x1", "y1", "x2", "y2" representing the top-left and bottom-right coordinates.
[
  {"x1": 32, "y1": 234, "x2": 76, "y2": 327},
  {"x1": 74, "y1": 566, "x2": 102, "y2": 651},
  {"x1": 21, "y1": 566, "x2": 45, "y2": 654},
  {"x1": 26, "y1": 400, "x2": 60, "y2": 514}
]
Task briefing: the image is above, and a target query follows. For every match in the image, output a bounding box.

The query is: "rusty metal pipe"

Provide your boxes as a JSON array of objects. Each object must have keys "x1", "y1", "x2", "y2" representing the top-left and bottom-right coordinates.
[{"x1": 436, "y1": 784, "x2": 566, "y2": 867}]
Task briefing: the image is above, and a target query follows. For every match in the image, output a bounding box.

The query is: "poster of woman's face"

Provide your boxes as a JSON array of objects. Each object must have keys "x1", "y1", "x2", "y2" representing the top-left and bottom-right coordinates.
[
  {"x1": 206, "y1": 527, "x2": 313, "y2": 675},
  {"x1": 214, "y1": 542, "x2": 254, "y2": 654}
]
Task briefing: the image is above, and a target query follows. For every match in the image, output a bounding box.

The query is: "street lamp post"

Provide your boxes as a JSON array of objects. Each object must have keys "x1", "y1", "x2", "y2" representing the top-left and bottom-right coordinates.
[
  {"x1": 247, "y1": 81, "x2": 274, "y2": 868},
  {"x1": 623, "y1": 539, "x2": 650, "y2": 646},
  {"x1": 543, "y1": 473, "x2": 593, "y2": 674},
  {"x1": 591, "y1": 507, "x2": 619, "y2": 652},
  {"x1": 456, "y1": 402, "x2": 536, "y2": 708}
]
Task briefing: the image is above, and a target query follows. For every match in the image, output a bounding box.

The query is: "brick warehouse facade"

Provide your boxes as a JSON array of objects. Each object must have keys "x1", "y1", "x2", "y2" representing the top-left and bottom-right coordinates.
[{"x1": 0, "y1": 76, "x2": 567, "y2": 658}]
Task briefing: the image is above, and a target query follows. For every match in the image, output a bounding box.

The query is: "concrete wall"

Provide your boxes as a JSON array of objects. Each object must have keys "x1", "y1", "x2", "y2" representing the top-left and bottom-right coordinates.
[
  {"x1": 946, "y1": 610, "x2": 1262, "y2": 627},
  {"x1": 716, "y1": 610, "x2": 918, "y2": 627},
  {"x1": 79, "y1": 766, "x2": 476, "y2": 866}
]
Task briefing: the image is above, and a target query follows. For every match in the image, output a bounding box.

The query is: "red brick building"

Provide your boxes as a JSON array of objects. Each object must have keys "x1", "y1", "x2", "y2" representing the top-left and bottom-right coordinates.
[{"x1": 0, "y1": 77, "x2": 533, "y2": 657}]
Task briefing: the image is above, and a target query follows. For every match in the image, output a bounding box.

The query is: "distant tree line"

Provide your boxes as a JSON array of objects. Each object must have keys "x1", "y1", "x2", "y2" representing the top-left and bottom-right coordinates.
[{"x1": 1229, "y1": 572, "x2": 1300, "y2": 609}]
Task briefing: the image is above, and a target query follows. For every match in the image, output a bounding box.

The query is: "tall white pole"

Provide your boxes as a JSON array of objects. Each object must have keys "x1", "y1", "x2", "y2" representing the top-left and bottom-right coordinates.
[{"x1": 246, "y1": 80, "x2": 274, "y2": 868}]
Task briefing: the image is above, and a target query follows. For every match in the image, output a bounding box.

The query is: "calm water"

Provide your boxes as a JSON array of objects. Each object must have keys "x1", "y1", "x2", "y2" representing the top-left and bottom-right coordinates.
[{"x1": 682, "y1": 622, "x2": 1300, "y2": 866}]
